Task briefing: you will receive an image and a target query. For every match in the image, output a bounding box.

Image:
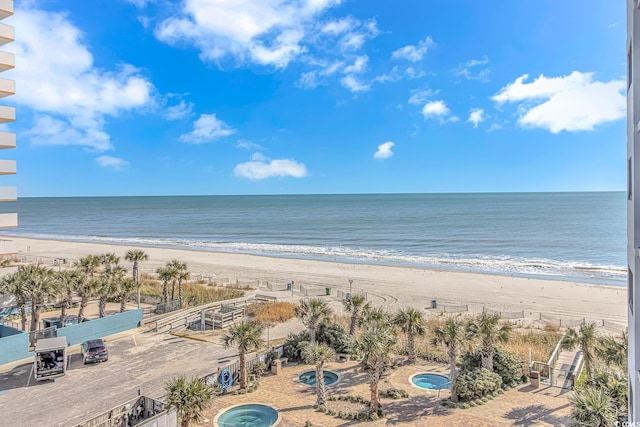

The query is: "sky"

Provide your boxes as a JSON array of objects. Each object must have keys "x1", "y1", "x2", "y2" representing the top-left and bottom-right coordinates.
[{"x1": 1, "y1": 0, "x2": 627, "y2": 196}]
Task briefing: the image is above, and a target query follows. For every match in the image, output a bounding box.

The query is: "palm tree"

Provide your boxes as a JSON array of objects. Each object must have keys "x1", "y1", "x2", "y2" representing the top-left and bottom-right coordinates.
[
  {"x1": 342, "y1": 294, "x2": 369, "y2": 335},
  {"x1": 165, "y1": 376, "x2": 214, "y2": 427},
  {"x1": 18, "y1": 264, "x2": 56, "y2": 332},
  {"x1": 596, "y1": 332, "x2": 627, "y2": 371},
  {"x1": 221, "y1": 320, "x2": 264, "y2": 390},
  {"x1": 125, "y1": 249, "x2": 148, "y2": 308},
  {"x1": 466, "y1": 313, "x2": 512, "y2": 372},
  {"x1": 393, "y1": 308, "x2": 426, "y2": 363},
  {"x1": 569, "y1": 386, "x2": 615, "y2": 427},
  {"x1": 95, "y1": 276, "x2": 117, "y2": 318},
  {"x1": 359, "y1": 320, "x2": 396, "y2": 417},
  {"x1": 295, "y1": 298, "x2": 332, "y2": 343},
  {"x1": 117, "y1": 278, "x2": 137, "y2": 313},
  {"x1": 563, "y1": 322, "x2": 598, "y2": 377},
  {"x1": 0, "y1": 271, "x2": 28, "y2": 330},
  {"x1": 301, "y1": 343, "x2": 335, "y2": 410},
  {"x1": 100, "y1": 252, "x2": 120, "y2": 274},
  {"x1": 74, "y1": 272, "x2": 95, "y2": 323},
  {"x1": 55, "y1": 270, "x2": 81, "y2": 327},
  {"x1": 169, "y1": 260, "x2": 189, "y2": 308},
  {"x1": 96, "y1": 261, "x2": 126, "y2": 318},
  {"x1": 156, "y1": 266, "x2": 172, "y2": 304},
  {"x1": 432, "y1": 316, "x2": 466, "y2": 402},
  {"x1": 359, "y1": 306, "x2": 388, "y2": 329},
  {"x1": 76, "y1": 254, "x2": 100, "y2": 279}
]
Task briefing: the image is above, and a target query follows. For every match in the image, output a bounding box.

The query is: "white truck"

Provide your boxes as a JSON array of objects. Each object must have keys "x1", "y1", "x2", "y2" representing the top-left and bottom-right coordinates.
[{"x1": 34, "y1": 336, "x2": 67, "y2": 380}]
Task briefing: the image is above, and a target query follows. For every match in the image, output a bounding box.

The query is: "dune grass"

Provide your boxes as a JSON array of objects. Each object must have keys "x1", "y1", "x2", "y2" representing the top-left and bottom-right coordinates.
[
  {"x1": 139, "y1": 278, "x2": 245, "y2": 308},
  {"x1": 246, "y1": 301, "x2": 298, "y2": 324}
]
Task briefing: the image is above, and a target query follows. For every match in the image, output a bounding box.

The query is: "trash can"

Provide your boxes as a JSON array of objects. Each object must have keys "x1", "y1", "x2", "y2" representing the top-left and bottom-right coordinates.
[
  {"x1": 530, "y1": 370, "x2": 540, "y2": 388},
  {"x1": 326, "y1": 287, "x2": 332, "y2": 295},
  {"x1": 271, "y1": 359, "x2": 282, "y2": 375},
  {"x1": 346, "y1": 292, "x2": 351, "y2": 300},
  {"x1": 287, "y1": 283, "x2": 291, "y2": 290},
  {"x1": 431, "y1": 300, "x2": 438, "y2": 309}
]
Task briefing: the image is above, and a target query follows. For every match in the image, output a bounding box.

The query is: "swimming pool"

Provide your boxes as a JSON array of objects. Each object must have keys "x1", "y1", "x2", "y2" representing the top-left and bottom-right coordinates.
[
  {"x1": 410, "y1": 373, "x2": 451, "y2": 390},
  {"x1": 214, "y1": 403, "x2": 280, "y2": 427},
  {"x1": 298, "y1": 369, "x2": 341, "y2": 387}
]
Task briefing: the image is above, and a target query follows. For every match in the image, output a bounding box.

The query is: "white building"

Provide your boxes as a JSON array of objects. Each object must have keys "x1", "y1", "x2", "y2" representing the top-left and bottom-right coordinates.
[
  {"x1": 0, "y1": 0, "x2": 15, "y2": 255},
  {"x1": 629, "y1": 0, "x2": 640, "y2": 422}
]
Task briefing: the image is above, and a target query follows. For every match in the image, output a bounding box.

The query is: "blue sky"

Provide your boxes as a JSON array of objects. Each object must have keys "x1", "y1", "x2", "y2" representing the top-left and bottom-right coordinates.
[{"x1": 3, "y1": 0, "x2": 626, "y2": 196}]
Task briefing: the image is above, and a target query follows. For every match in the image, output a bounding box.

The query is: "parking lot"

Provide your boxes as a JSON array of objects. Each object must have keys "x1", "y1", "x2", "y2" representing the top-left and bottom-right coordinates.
[{"x1": 0, "y1": 329, "x2": 235, "y2": 426}]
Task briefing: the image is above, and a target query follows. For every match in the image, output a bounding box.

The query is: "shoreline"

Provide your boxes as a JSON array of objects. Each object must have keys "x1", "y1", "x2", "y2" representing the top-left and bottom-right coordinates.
[
  {"x1": 1, "y1": 236, "x2": 627, "y2": 325},
  {"x1": 0, "y1": 233, "x2": 626, "y2": 287}
]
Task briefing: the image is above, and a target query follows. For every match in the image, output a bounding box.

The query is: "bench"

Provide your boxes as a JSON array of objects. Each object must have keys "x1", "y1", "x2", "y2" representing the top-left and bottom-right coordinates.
[
  {"x1": 280, "y1": 357, "x2": 288, "y2": 365},
  {"x1": 255, "y1": 294, "x2": 278, "y2": 302},
  {"x1": 336, "y1": 353, "x2": 350, "y2": 362}
]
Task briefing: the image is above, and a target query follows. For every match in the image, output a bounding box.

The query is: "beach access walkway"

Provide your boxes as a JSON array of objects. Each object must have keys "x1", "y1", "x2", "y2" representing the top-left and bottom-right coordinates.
[{"x1": 553, "y1": 347, "x2": 582, "y2": 389}]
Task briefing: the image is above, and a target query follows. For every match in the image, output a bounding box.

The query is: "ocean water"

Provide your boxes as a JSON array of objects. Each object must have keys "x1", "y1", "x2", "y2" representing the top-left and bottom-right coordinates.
[{"x1": 0, "y1": 192, "x2": 626, "y2": 285}]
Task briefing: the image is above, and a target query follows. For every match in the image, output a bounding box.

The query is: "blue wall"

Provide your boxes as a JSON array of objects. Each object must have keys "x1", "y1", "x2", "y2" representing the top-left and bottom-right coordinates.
[
  {"x1": 0, "y1": 325, "x2": 31, "y2": 365},
  {"x1": 57, "y1": 309, "x2": 143, "y2": 346}
]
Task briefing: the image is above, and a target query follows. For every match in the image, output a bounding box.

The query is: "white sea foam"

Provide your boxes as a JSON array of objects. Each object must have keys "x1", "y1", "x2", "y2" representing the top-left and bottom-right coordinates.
[{"x1": 9, "y1": 232, "x2": 625, "y2": 284}]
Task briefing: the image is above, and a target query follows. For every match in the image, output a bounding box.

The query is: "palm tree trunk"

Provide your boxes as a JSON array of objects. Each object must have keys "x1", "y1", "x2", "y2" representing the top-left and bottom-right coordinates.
[
  {"x1": 310, "y1": 323, "x2": 317, "y2": 344},
  {"x1": 78, "y1": 295, "x2": 88, "y2": 322},
  {"x1": 19, "y1": 302, "x2": 27, "y2": 331},
  {"x1": 99, "y1": 297, "x2": 106, "y2": 318},
  {"x1": 316, "y1": 362, "x2": 327, "y2": 409},
  {"x1": 408, "y1": 332, "x2": 417, "y2": 363},
  {"x1": 59, "y1": 299, "x2": 67, "y2": 328},
  {"x1": 31, "y1": 303, "x2": 42, "y2": 332},
  {"x1": 178, "y1": 278, "x2": 183, "y2": 308},
  {"x1": 163, "y1": 280, "x2": 169, "y2": 304},
  {"x1": 448, "y1": 347, "x2": 459, "y2": 402},
  {"x1": 132, "y1": 262, "x2": 138, "y2": 283},
  {"x1": 349, "y1": 313, "x2": 357, "y2": 336},
  {"x1": 482, "y1": 339, "x2": 493, "y2": 371},
  {"x1": 120, "y1": 294, "x2": 127, "y2": 313},
  {"x1": 239, "y1": 350, "x2": 247, "y2": 389},
  {"x1": 171, "y1": 280, "x2": 176, "y2": 300},
  {"x1": 369, "y1": 366, "x2": 380, "y2": 415}
]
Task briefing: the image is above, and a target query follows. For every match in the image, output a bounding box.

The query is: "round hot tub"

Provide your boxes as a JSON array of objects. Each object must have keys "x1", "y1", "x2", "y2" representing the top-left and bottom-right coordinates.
[
  {"x1": 298, "y1": 369, "x2": 341, "y2": 387},
  {"x1": 214, "y1": 403, "x2": 281, "y2": 427},
  {"x1": 410, "y1": 373, "x2": 451, "y2": 390}
]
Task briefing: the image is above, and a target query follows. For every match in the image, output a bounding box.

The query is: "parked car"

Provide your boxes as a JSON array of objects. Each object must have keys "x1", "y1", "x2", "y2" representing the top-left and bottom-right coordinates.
[{"x1": 81, "y1": 339, "x2": 108, "y2": 364}]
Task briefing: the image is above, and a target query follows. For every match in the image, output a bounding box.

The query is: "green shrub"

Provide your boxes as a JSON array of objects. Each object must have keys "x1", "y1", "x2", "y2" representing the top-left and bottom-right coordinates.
[
  {"x1": 284, "y1": 324, "x2": 358, "y2": 361},
  {"x1": 380, "y1": 388, "x2": 409, "y2": 399},
  {"x1": 456, "y1": 368, "x2": 503, "y2": 402},
  {"x1": 251, "y1": 361, "x2": 267, "y2": 377},
  {"x1": 468, "y1": 401, "x2": 476, "y2": 407},
  {"x1": 460, "y1": 346, "x2": 524, "y2": 388},
  {"x1": 283, "y1": 331, "x2": 310, "y2": 361}
]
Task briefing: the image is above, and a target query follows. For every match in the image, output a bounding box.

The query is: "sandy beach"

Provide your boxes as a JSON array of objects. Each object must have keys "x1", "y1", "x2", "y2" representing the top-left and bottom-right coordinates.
[{"x1": 2, "y1": 236, "x2": 627, "y2": 325}]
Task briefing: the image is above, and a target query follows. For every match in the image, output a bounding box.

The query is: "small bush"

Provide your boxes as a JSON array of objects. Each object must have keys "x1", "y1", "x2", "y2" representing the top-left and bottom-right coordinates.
[
  {"x1": 456, "y1": 368, "x2": 502, "y2": 402},
  {"x1": 461, "y1": 403, "x2": 470, "y2": 409},
  {"x1": 252, "y1": 361, "x2": 267, "y2": 377},
  {"x1": 246, "y1": 302, "x2": 298, "y2": 324},
  {"x1": 468, "y1": 401, "x2": 476, "y2": 407},
  {"x1": 459, "y1": 346, "x2": 524, "y2": 388},
  {"x1": 380, "y1": 388, "x2": 409, "y2": 399}
]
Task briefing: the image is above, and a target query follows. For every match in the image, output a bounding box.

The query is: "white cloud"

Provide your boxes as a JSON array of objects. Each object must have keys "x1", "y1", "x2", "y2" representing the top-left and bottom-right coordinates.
[
  {"x1": 12, "y1": 6, "x2": 155, "y2": 151},
  {"x1": 453, "y1": 55, "x2": 490, "y2": 82},
  {"x1": 373, "y1": 66, "x2": 401, "y2": 83},
  {"x1": 296, "y1": 71, "x2": 319, "y2": 89},
  {"x1": 408, "y1": 88, "x2": 437, "y2": 105},
  {"x1": 179, "y1": 113, "x2": 236, "y2": 143},
  {"x1": 154, "y1": 0, "x2": 342, "y2": 69},
  {"x1": 126, "y1": 0, "x2": 154, "y2": 7},
  {"x1": 96, "y1": 155, "x2": 130, "y2": 171},
  {"x1": 468, "y1": 108, "x2": 485, "y2": 128},
  {"x1": 421, "y1": 100, "x2": 458, "y2": 123},
  {"x1": 321, "y1": 17, "x2": 356, "y2": 35},
  {"x1": 164, "y1": 100, "x2": 194, "y2": 120},
  {"x1": 404, "y1": 67, "x2": 425, "y2": 79},
  {"x1": 234, "y1": 153, "x2": 308, "y2": 180},
  {"x1": 341, "y1": 75, "x2": 370, "y2": 92},
  {"x1": 235, "y1": 140, "x2": 263, "y2": 150},
  {"x1": 492, "y1": 71, "x2": 626, "y2": 133},
  {"x1": 343, "y1": 55, "x2": 368, "y2": 74},
  {"x1": 391, "y1": 36, "x2": 434, "y2": 62},
  {"x1": 374, "y1": 141, "x2": 394, "y2": 159}
]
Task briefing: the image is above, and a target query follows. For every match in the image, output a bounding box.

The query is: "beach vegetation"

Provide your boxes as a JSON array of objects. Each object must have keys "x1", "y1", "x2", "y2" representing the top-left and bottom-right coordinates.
[
  {"x1": 562, "y1": 322, "x2": 598, "y2": 377},
  {"x1": 379, "y1": 388, "x2": 409, "y2": 399},
  {"x1": 125, "y1": 249, "x2": 148, "y2": 307},
  {"x1": 168, "y1": 260, "x2": 189, "y2": 308},
  {"x1": 54, "y1": 269, "x2": 81, "y2": 326},
  {"x1": 460, "y1": 346, "x2": 525, "y2": 388},
  {"x1": 0, "y1": 270, "x2": 29, "y2": 330},
  {"x1": 595, "y1": 332, "x2": 627, "y2": 371},
  {"x1": 569, "y1": 386, "x2": 616, "y2": 427},
  {"x1": 155, "y1": 266, "x2": 173, "y2": 304},
  {"x1": 342, "y1": 295, "x2": 369, "y2": 336},
  {"x1": 245, "y1": 301, "x2": 297, "y2": 324},
  {"x1": 455, "y1": 368, "x2": 502, "y2": 402},
  {"x1": 75, "y1": 255, "x2": 101, "y2": 321},
  {"x1": 17, "y1": 264, "x2": 56, "y2": 332},
  {"x1": 295, "y1": 298, "x2": 332, "y2": 343},
  {"x1": 503, "y1": 328, "x2": 562, "y2": 365},
  {"x1": 284, "y1": 323, "x2": 356, "y2": 361},
  {"x1": 359, "y1": 312, "x2": 395, "y2": 418},
  {"x1": 301, "y1": 342, "x2": 335, "y2": 410},
  {"x1": 221, "y1": 320, "x2": 264, "y2": 390},
  {"x1": 466, "y1": 313, "x2": 512, "y2": 372},
  {"x1": 165, "y1": 375, "x2": 214, "y2": 427},
  {"x1": 432, "y1": 316, "x2": 466, "y2": 402},
  {"x1": 393, "y1": 308, "x2": 426, "y2": 364},
  {"x1": 116, "y1": 278, "x2": 137, "y2": 312}
]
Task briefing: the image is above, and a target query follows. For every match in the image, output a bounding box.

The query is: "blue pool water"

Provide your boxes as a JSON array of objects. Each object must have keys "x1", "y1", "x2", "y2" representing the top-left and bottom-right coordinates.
[
  {"x1": 298, "y1": 370, "x2": 340, "y2": 386},
  {"x1": 411, "y1": 373, "x2": 451, "y2": 390},
  {"x1": 216, "y1": 404, "x2": 279, "y2": 427}
]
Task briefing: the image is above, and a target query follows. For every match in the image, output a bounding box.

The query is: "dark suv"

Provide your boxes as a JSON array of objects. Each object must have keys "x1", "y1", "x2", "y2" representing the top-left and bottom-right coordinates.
[{"x1": 81, "y1": 339, "x2": 108, "y2": 364}]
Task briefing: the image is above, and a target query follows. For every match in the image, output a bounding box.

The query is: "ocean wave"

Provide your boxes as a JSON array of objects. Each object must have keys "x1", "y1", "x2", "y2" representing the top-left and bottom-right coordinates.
[{"x1": 5, "y1": 231, "x2": 626, "y2": 284}]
